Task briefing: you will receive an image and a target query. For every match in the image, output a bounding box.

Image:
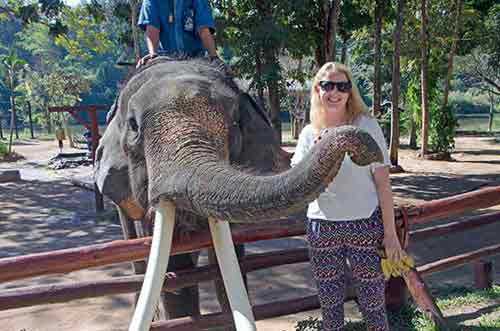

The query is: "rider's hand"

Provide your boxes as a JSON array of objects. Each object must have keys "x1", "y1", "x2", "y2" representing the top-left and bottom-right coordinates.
[
  {"x1": 136, "y1": 53, "x2": 158, "y2": 68},
  {"x1": 210, "y1": 55, "x2": 234, "y2": 76}
]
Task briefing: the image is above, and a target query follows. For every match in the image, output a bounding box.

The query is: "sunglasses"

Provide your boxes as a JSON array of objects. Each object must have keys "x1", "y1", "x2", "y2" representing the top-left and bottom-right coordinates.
[{"x1": 319, "y1": 80, "x2": 352, "y2": 93}]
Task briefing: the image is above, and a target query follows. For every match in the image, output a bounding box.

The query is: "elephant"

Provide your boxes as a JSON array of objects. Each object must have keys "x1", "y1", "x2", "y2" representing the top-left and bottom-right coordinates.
[{"x1": 94, "y1": 56, "x2": 383, "y2": 331}]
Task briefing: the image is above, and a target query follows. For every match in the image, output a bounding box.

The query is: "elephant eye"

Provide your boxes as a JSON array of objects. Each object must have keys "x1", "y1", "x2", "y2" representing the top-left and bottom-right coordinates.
[{"x1": 128, "y1": 117, "x2": 139, "y2": 132}]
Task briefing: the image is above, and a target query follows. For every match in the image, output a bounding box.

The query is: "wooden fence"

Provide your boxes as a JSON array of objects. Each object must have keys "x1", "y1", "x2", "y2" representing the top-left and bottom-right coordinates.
[{"x1": 1, "y1": 186, "x2": 500, "y2": 330}]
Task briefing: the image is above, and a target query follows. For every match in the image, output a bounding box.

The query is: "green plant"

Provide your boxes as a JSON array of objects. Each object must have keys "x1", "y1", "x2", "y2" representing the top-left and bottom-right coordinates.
[
  {"x1": 0, "y1": 140, "x2": 7, "y2": 156},
  {"x1": 428, "y1": 104, "x2": 458, "y2": 154},
  {"x1": 294, "y1": 316, "x2": 322, "y2": 331}
]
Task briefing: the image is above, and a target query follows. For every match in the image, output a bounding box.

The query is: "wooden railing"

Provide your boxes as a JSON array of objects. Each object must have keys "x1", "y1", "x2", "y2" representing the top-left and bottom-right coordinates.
[{"x1": 1, "y1": 186, "x2": 500, "y2": 330}]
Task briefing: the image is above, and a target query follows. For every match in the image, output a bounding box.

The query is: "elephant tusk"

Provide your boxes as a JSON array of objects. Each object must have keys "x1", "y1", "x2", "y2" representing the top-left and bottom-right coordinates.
[
  {"x1": 129, "y1": 200, "x2": 176, "y2": 331},
  {"x1": 208, "y1": 218, "x2": 256, "y2": 331}
]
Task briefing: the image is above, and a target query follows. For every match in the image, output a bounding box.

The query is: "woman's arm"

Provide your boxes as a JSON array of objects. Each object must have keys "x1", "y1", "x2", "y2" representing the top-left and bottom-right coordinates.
[{"x1": 373, "y1": 166, "x2": 403, "y2": 261}]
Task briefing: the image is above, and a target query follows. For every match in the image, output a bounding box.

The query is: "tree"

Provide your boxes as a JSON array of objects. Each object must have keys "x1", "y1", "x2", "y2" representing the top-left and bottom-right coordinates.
[
  {"x1": 389, "y1": 0, "x2": 404, "y2": 168},
  {"x1": 0, "y1": 52, "x2": 27, "y2": 152},
  {"x1": 442, "y1": 0, "x2": 463, "y2": 107},
  {"x1": 372, "y1": 0, "x2": 386, "y2": 116},
  {"x1": 420, "y1": 0, "x2": 430, "y2": 156},
  {"x1": 337, "y1": 2, "x2": 371, "y2": 64}
]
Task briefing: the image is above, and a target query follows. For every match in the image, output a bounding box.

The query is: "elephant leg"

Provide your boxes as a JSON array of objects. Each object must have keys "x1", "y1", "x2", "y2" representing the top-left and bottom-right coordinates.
[
  {"x1": 208, "y1": 218, "x2": 255, "y2": 331},
  {"x1": 129, "y1": 200, "x2": 176, "y2": 331},
  {"x1": 161, "y1": 252, "x2": 200, "y2": 318}
]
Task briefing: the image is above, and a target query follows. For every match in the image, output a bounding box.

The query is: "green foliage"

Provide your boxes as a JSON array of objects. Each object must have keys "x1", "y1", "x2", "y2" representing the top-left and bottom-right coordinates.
[
  {"x1": 295, "y1": 285, "x2": 500, "y2": 331},
  {"x1": 435, "y1": 284, "x2": 500, "y2": 310},
  {"x1": 294, "y1": 316, "x2": 322, "y2": 331},
  {"x1": 429, "y1": 104, "x2": 458, "y2": 153},
  {"x1": 0, "y1": 140, "x2": 7, "y2": 156},
  {"x1": 54, "y1": 6, "x2": 114, "y2": 62}
]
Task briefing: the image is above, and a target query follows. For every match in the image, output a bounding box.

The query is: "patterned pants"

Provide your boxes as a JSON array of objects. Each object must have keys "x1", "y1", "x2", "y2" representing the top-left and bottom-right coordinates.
[{"x1": 307, "y1": 208, "x2": 389, "y2": 331}]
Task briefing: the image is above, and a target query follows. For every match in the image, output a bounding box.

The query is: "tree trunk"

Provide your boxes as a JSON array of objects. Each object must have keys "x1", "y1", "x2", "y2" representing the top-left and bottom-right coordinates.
[
  {"x1": 130, "y1": 0, "x2": 141, "y2": 63},
  {"x1": 8, "y1": 95, "x2": 16, "y2": 153},
  {"x1": 373, "y1": 0, "x2": 384, "y2": 117},
  {"x1": 420, "y1": 0, "x2": 430, "y2": 156},
  {"x1": 0, "y1": 111, "x2": 4, "y2": 139},
  {"x1": 389, "y1": 0, "x2": 404, "y2": 167},
  {"x1": 267, "y1": 77, "x2": 281, "y2": 142},
  {"x1": 488, "y1": 90, "x2": 494, "y2": 132},
  {"x1": 341, "y1": 35, "x2": 349, "y2": 64},
  {"x1": 13, "y1": 95, "x2": 19, "y2": 139},
  {"x1": 263, "y1": 45, "x2": 281, "y2": 142},
  {"x1": 409, "y1": 117, "x2": 418, "y2": 149},
  {"x1": 330, "y1": 0, "x2": 341, "y2": 62},
  {"x1": 45, "y1": 106, "x2": 53, "y2": 134},
  {"x1": 256, "y1": 0, "x2": 282, "y2": 142},
  {"x1": 27, "y1": 101, "x2": 34, "y2": 139},
  {"x1": 255, "y1": 49, "x2": 266, "y2": 111},
  {"x1": 443, "y1": 0, "x2": 462, "y2": 107}
]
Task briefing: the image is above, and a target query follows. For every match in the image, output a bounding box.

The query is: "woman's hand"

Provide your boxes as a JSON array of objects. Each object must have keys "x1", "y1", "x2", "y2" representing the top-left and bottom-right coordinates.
[{"x1": 383, "y1": 232, "x2": 403, "y2": 262}]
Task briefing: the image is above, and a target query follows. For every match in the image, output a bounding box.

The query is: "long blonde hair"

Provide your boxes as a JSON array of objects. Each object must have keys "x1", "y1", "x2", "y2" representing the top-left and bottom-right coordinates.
[{"x1": 310, "y1": 62, "x2": 368, "y2": 130}]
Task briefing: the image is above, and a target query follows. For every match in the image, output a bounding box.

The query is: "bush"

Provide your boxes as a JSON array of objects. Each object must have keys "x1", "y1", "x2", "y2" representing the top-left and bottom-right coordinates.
[
  {"x1": 429, "y1": 104, "x2": 458, "y2": 154},
  {"x1": 0, "y1": 141, "x2": 8, "y2": 156}
]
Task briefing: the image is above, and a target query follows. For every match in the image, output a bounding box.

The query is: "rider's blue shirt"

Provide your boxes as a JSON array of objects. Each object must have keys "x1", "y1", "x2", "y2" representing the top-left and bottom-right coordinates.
[{"x1": 138, "y1": 0, "x2": 215, "y2": 56}]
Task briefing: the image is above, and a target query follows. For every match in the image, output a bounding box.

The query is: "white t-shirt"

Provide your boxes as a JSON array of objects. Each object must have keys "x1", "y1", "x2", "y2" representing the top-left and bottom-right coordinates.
[{"x1": 290, "y1": 114, "x2": 390, "y2": 221}]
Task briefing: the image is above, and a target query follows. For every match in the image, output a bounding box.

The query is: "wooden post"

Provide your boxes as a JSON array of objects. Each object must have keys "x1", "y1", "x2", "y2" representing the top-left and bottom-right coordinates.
[
  {"x1": 474, "y1": 260, "x2": 493, "y2": 290},
  {"x1": 403, "y1": 269, "x2": 447, "y2": 327},
  {"x1": 94, "y1": 183, "x2": 104, "y2": 213},
  {"x1": 386, "y1": 277, "x2": 408, "y2": 310},
  {"x1": 0, "y1": 114, "x2": 3, "y2": 139},
  {"x1": 88, "y1": 107, "x2": 100, "y2": 163}
]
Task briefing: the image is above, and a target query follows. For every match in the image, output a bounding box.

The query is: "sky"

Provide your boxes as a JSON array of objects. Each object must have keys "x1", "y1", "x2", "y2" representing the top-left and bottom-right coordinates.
[{"x1": 64, "y1": 0, "x2": 83, "y2": 7}]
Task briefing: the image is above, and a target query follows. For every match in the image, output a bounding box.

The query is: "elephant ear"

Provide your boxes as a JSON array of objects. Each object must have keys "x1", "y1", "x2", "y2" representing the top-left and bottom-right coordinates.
[
  {"x1": 94, "y1": 104, "x2": 144, "y2": 220},
  {"x1": 237, "y1": 93, "x2": 291, "y2": 173}
]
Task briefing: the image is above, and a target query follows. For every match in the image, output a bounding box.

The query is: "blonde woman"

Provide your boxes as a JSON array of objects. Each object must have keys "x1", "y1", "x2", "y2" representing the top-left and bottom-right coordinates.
[{"x1": 291, "y1": 62, "x2": 403, "y2": 331}]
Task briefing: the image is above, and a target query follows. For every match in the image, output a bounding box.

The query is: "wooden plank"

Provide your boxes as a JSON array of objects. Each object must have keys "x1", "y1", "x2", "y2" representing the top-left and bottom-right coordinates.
[
  {"x1": 48, "y1": 105, "x2": 108, "y2": 113},
  {"x1": 0, "y1": 249, "x2": 308, "y2": 311},
  {"x1": 149, "y1": 296, "x2": 323, "y2": 331},
  {"x1": 0, "y1": 219, "x2": 305, "y2": 284},
  {"x1": 395, "y1": 186, "x2": 500, "y2": 225},
  {"x1": 409, "y1": 211, "x2": 500, "y2": 241},
  {"x1": 418, "y1": 243, "x2": 500, "y2": 276}
]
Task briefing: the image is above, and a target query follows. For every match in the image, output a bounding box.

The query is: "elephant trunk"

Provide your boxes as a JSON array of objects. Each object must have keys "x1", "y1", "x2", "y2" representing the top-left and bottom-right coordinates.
[{"x1": 148, "y1": 126, "x2": 383, "y2": 223}]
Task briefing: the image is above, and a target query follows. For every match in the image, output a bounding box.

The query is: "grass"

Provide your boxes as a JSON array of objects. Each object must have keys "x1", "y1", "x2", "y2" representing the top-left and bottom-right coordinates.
[
  {"x1": 434, "y1": 285, "x2": 500, "y2": 310},
  {"x1": 294, "y1": 285, "x2": 500, "y2": 331}
]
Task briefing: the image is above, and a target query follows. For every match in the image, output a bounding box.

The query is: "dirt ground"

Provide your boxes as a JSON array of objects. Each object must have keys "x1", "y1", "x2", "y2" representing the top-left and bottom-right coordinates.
[{"x1": 0, "y1": 134, "x2": 499, "y2": 331}]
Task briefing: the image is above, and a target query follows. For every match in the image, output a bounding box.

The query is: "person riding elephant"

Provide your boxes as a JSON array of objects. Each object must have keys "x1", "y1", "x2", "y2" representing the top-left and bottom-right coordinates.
[{"x1": 137, "y1": 0, "x2": 220, "y2": 67}]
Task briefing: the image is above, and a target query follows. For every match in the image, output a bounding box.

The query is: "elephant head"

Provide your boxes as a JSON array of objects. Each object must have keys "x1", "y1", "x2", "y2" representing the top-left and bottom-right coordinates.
[
  {"x1": 96, "y1": 57, "x2": 382, "y2": 223},
  {"x1": 94, "y1": 57, "x2": 383, "y2": 331}
]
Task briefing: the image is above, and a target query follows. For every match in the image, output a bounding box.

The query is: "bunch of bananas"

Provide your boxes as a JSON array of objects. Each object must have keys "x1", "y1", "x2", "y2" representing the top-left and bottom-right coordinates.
[{"x1": 378, "y1": 250, "x2": 415, "y2": 280}]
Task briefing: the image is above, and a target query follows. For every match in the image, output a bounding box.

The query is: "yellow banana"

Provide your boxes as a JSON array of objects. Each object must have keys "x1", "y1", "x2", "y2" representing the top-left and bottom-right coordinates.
[
  {"x1": 402, "y1": 253, "x2": 415, "y2": 269},
  {"x1": 380, "y1": 250, "x2": 416, "y2": 279},
  {"x1": 381, "y1": 259, "x2": 391, "y2": 280}
]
